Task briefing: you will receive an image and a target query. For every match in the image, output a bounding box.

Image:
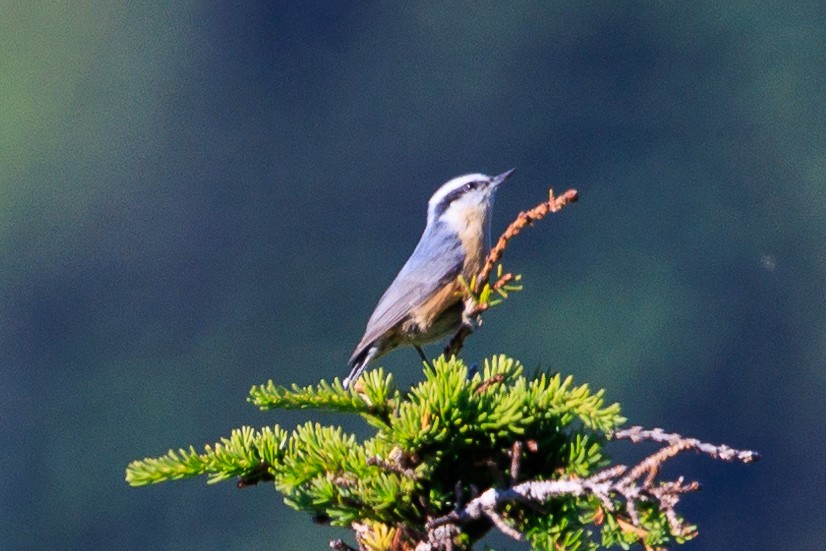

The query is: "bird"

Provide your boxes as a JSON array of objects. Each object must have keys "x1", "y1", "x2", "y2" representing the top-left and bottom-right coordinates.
[{"x1": 343, "y1": 169, "x2": 515, "y2": 389}]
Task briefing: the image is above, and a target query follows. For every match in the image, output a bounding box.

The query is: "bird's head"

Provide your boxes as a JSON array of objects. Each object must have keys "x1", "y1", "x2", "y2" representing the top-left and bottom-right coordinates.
[{"x1": 426, "y1": 169, "x2": 515, "y2": 229}]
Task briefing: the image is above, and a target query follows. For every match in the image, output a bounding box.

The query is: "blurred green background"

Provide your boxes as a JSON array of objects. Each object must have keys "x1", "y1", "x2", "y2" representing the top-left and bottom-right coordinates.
[{"x1": 2, "y1": 2, "x2": 823, "y2": 549}]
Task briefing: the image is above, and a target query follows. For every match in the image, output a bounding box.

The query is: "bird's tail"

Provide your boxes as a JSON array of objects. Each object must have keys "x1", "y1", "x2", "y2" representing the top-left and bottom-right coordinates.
[{"x1": 343, "y1": 346, "x2": 378, "y2": 389}]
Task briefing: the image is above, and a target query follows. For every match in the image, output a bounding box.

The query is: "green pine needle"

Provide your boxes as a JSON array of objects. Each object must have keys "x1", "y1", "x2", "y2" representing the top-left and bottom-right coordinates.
[
  {"x1": 126, "y1": 425, "x2": 288, "y2": 486},
  {"x1": 126, "y1": 355, "x2": 664, "y2": 549}
]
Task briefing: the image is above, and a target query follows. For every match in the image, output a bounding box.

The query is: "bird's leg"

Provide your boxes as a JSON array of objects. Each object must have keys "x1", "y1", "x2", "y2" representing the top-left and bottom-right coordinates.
[{"x1": 414, "y1": 345, "x2": 434, "y2": 369}]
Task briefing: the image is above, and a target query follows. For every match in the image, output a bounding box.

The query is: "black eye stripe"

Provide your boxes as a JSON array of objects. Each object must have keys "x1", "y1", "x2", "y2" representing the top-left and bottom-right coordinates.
[{"x1": 432, "y1": 180, "x2": 486, "y2": 219}]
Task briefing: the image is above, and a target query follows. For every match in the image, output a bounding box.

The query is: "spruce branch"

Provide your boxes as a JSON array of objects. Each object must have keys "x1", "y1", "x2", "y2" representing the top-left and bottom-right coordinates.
[
  {"x1": 446, "y1": 187, "x2": 578, "y2": 357},
  {"x1": 125, "y1": 184, "x2": 760, "y2": 550},
  {"x1": 128, "y1": 354, "x2": 760, "y2": 550},
  {"x1": 126, "y1": 425, "x2": 288, "y2": 486},
  {"x1": 249, "y1": 368, "x2": 399, "y2": 429},
  {"x1": 610, "y1": 426, "x2": 761, "y2": 464},
  {"x1": 423, "y1": 428, "x2": 758, "y2": 548},
  {"x1": 478, "y1": 188, "x2": 579, "y2": 295},
  {"x1": 330, "y1": 540, "x2": 359, "y2": 551}
]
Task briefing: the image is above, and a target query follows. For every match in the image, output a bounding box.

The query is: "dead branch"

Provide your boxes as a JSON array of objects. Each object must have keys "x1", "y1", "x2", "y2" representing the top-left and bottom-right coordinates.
[
  {"x1": 329, "y1": 539, "x2": 358, "y2": 551},
  {"x1": 420, "y1": 426, "x2": 758, "y2": 549},
  {"x1": 445, "y1": 188, "x2": 578, "y2": 357},
  {"x1": 611, "y1": 425, "x2": 761, "y2": 464},
  {"x1": 476, "y1": 188, "x2": 579, "y2": 295},
  {"x1": 367, "y1": 456, "x2": 418, "y2": 479}
]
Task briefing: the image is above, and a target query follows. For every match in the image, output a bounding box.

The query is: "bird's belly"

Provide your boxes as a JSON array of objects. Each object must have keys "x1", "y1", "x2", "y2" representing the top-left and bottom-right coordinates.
[
  {"x1": 402, "y1": 282, "x2": 465, "y2": 345},
  {"x1": 405, "y1": 300, "x2": 464, "y2": 345}
]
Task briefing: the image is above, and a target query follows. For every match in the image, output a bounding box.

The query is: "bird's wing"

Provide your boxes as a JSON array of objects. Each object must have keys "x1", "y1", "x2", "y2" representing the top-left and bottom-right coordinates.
[{"x1": 349, "y1": 222, "x2": 465, "y2": 365}]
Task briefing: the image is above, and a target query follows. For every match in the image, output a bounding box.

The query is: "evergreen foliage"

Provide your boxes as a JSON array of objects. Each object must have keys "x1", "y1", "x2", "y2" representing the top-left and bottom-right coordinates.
[
  {"x1": 127, "y1": 193, "x2": 756, "y2": 549},
  {"x1": 126, "y1": 355, "x2": 711, "y2": 550}
]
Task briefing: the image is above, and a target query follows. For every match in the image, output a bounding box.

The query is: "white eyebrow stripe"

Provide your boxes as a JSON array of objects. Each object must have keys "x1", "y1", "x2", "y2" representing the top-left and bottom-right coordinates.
[{"x1": 427, "y1": 173, "x2": 488, "y2": 224}]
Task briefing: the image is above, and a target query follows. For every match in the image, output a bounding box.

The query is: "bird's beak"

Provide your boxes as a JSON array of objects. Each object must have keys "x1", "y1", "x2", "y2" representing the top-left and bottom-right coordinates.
[{"x1": 491, "y1": 168, "x2": 516, "y2": 188}]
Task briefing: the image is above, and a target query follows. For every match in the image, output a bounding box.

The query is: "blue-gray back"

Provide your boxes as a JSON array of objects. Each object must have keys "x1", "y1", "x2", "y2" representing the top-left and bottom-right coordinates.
[{"x1": 351, "y1": 221, "x2": 465, "y2": 359}]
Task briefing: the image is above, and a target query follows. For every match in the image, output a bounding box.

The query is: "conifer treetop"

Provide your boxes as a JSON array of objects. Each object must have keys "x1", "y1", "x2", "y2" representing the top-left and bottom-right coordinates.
[{"x1": 126, "y1": 185, "x2": 758, "y2": 550}]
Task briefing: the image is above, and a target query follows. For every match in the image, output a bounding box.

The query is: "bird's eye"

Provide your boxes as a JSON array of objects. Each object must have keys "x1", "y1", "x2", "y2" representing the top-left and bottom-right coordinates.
[{"x1": 464, "y1": 182, "x2": 479, "y2": 192}]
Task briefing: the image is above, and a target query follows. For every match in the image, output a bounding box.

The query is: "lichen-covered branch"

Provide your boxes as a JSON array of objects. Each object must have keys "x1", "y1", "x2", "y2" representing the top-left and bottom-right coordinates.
[
  {"x1": 420, "y1": 428, "x2": 759, "y2": 550},
  {"x1": 611, "y1": 425, "x2": 761, "y2": 464}
]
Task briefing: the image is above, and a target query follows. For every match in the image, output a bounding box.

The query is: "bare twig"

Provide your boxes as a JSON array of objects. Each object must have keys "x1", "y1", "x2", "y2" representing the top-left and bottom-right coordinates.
[
  {"x1": 367, "y1": 456, "x2": 418, "y2": 479},
  {"x1": 424, "y1": 427, "x2": 758, "y2": 547},
  {"x1": 329, "y1": 539, "x2": 358, "y2": 551},
  {"x1": 476, "y1": 188, "x2": 579, "y2": 295},
  {"x1": 487, "y1": 507, "x2": 524, "y2": 540},
  {"x1": 445, "y1": 187, "x2": 579, "y2": 357},
  {"x1": 611, "y1": 426, "x2": 762, "y2": 464},
  {"x1": 416, "y1": 523, "x2": 460, "y2": 551},
  {"x1": 614, "y1": 516, "x2": 661, "y2": 551},
  {"x1": 236, "y1": 460, "x2": 274, "y2": 488},
  {"x1": 509, "y1": 441, "x2": 523, "y2": 485},
  {"x1": 480, "y1": 459, "x2": 507, "y2": 488},
  {"x1": 473, "y1": 374, "x2": 505, "y2": 394}
]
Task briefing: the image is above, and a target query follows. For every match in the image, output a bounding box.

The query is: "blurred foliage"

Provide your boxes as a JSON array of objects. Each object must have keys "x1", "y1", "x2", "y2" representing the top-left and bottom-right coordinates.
[{"x1": 2, "y1": 2, "x2": 822, "y2": 549}]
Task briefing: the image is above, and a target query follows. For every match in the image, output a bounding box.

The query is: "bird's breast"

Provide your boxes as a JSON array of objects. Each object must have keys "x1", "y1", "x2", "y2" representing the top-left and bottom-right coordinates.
[
  {"x1": 455, "y1": 209, "x2": 489, "y2": 279},
  {"x1": 404, "y1": 211, "x2": 489, "y2": 342}
]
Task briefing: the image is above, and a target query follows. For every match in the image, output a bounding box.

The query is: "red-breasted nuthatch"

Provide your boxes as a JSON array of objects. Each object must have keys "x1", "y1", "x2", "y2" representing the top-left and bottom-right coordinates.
[{"x1": 344, "y1": 169, "x2": 515, "y2": 388}]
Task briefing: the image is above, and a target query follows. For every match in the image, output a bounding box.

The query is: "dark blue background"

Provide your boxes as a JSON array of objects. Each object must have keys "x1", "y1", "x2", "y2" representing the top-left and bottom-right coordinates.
[{"x1": 2, "y1": 3, "x2": 823, "y2": 549}]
